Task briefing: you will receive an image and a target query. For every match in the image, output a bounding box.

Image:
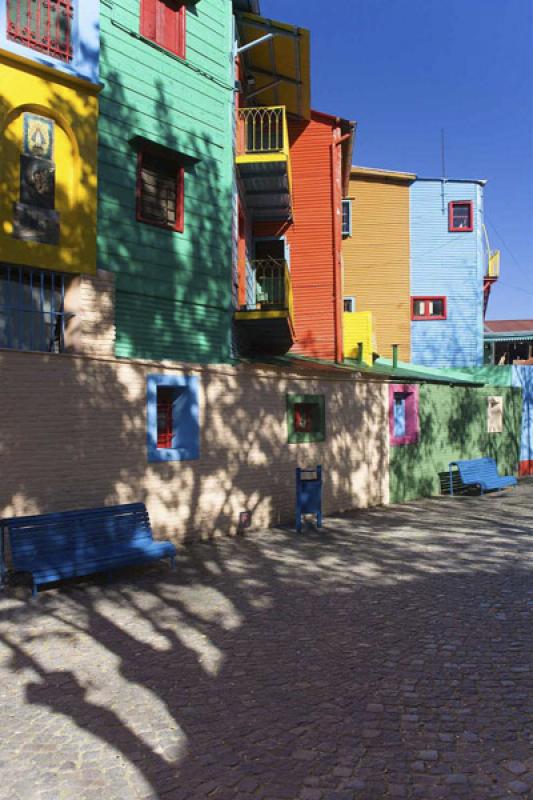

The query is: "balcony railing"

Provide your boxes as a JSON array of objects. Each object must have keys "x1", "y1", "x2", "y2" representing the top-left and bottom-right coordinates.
[
  {"x1": 487, "y1": 250, "x2": 500, "y2": 279},
  {"x1": 237, "y1": 106, "x2": 289, "y2": 157},
  {"x1": 7, "y1": 0, "x2": 73, "y2": 62},
  {"x1": 252, "y1": 258, "x2": 293, "y2": 317}
]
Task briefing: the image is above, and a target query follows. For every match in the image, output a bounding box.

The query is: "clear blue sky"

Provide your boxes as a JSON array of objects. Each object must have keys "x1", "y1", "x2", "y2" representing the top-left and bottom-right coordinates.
[{"x1": 263, "y1": 0, "x2": 533, "y2": 320}]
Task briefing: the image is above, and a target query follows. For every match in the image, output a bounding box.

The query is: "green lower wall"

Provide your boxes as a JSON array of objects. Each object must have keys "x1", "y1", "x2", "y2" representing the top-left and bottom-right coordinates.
[{"x1": 389, "y1": 384, "x2": 522, "y2": 503}]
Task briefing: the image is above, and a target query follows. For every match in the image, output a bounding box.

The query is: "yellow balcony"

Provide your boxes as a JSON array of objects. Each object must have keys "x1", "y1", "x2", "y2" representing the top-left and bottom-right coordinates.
[
  {"x1": 236, "y1": 106, "x2": 292, "y2": 221},
  {"x1": 234, "y1": 258, "x2": 295, "y2": 355},
  {"x1": 487, "y1": 249, "x2": 500, "y2": 278}
]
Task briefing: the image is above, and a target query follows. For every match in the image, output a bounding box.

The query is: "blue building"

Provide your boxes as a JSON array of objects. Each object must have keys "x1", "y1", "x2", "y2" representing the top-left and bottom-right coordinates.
[{"x1": 410, "y1": 178, "x2": 487, "y2": 368}]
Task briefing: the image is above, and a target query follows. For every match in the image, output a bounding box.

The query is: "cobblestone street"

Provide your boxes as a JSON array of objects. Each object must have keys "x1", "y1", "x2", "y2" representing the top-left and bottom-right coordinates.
[{"x1": 0, "y1": 483, "x2": 532, "y2": 800}]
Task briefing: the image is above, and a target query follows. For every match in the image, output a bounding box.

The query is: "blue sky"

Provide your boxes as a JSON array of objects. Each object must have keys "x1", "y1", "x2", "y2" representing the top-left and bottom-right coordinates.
[{"x1": 264, "y1": 0, "x2": 533, "y2": 320}]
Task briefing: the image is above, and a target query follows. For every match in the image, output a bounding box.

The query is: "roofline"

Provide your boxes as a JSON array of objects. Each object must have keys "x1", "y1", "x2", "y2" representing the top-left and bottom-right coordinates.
[
  {"x1": 485, "y1": 332, "x2": 533, "y2": 341},
  {"x1": 311, "y1": 109, "x2": 356, "y2": 129},
  {"x1": 350, "y1": 165, "x2": 417, "y2": 182},
  {"x1": 233, "y1": 0, "x2": 260, "y2": 13},
  {"x1": 416, "y1": 176, "x2": 487, "y2": 186}
]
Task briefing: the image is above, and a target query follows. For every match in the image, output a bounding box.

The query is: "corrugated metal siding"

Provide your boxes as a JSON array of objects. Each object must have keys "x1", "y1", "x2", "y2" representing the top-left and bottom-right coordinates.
[
  {"x1": 254, "y1": 115, "x2": 338, "y2": 361},
  {"x1": 98, "y1": 0, "x2": 234, "y2": 364},
  {"x1": 343, "y1": 176, "x2": 411, "y2": 361},
  {"x1": 410, "y1": 181, "x2": 484, "y2": 368}
]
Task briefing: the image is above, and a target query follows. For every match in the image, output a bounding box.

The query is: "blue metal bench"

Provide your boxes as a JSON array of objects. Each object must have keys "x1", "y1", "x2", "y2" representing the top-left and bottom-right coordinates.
[
  {"x1": 449, "y1": 458, "x2": 517, "y2": 496},
  {"x1": 1, "y1": 502, "x2": 177, "y2": 596}
]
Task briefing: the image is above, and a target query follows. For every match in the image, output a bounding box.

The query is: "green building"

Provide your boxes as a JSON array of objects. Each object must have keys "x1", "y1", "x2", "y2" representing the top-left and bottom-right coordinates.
[{"x1": 98, "y1": 0, "x2": 251, "y2": 363}]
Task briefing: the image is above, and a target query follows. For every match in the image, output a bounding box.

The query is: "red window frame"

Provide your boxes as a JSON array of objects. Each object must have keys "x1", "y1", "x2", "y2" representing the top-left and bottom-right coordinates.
[
  {"x1": 156, "y1": 387, "x2": 176, "y2": 449},
  {"x1": 448, "y1": 201, "x2": 474, "y2": 232},
  {"x1": 136, "y1": 149, "x2": 185, "y2": 233},
  {"x1": 140, "y1": 0, "x2": 186, "y2": 59},
  {"x1": 411, "y1": 296, "x2": 447, "y2": 321},
  {"x1": 6, "y1": 0, "x2": 74, "y2": 63}
]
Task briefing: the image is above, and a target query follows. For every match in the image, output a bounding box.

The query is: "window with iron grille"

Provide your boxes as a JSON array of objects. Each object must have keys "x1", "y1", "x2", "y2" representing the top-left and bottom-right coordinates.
[
  {"x1": 136, "y1": 150, "x2": 184, "y2": 232},
  {"x1": 0, "y1": 264, "x2": 70, "y2": 352},
  {"x1": 342, "y1": 199, "x2": 352, "y2": 237},
  {"x1": 147, "y1": 375, "x2": 200, "y2": 462},
  {"x1": 140, "y1": 0, "x2": 186, "y2": 59},
  {"x1": 6, "y1": 0, "x2": 74, "y2": 62},
  {"x1": 448, "y1": 201, "x2": 473, "y2": 232},
  {"x1": 156, "y1": 386, "x2": 177, "y2": 449}
]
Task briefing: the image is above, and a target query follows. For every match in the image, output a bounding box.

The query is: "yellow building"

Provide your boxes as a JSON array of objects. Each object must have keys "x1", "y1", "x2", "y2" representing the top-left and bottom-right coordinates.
[
  {"x1": 343, "y1": 166, "x2": 415, "y2": 362},
  {"x1": 0, "y1": 52, "x2": 99, "y2": 276}
]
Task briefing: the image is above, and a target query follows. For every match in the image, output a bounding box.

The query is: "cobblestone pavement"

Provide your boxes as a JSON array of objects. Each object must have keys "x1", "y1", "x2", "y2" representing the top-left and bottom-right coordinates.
[{"x1": 0, "y1": 483, "x2": 532, "y2": 800}]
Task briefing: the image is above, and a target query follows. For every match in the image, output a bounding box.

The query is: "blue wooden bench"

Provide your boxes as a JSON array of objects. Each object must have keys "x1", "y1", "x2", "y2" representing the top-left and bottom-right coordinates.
[
  {"x1": 1, "y1": 502, "x2": 177, "y2": 596},
  {"x1": 449, "y1": 458, "x2": 517, "y2": 496}
]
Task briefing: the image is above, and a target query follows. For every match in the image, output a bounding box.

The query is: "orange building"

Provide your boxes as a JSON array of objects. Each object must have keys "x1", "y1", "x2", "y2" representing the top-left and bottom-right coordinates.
[{"x1": 342, "y1": 166, "x2": 415, "y2": 362}]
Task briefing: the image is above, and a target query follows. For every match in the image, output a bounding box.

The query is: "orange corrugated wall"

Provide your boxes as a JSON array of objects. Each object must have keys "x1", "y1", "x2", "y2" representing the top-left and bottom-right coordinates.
[{"x1": 254, "y1": 113, "x2": 339, "y2": 361}]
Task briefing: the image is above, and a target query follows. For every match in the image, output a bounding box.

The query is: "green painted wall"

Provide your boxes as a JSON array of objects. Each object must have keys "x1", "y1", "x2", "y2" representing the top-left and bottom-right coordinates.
[
  {"x1": 98, "y1": 0, "x2": 234, "y2": 363},
  {"x1": 390, "y1": 384, "x2": 522, "y2": 503}
]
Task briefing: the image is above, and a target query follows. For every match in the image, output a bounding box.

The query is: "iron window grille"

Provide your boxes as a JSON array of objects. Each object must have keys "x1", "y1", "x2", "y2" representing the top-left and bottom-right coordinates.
[
  {"x1": 0, "y1": 265, "x2": 70, "y2": 353},
  {"x1": 6, "y1": 0, "x2": 74, "y2": 62}
]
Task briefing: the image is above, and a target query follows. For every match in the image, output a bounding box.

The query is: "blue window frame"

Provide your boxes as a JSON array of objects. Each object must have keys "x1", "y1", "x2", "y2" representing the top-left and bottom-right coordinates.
[
  {"x1": 0, "y1": 264, "x2": 69, "y2": 352},
  {"x1": 146, "y1": 374, "x2": 200, "y2": 462}
]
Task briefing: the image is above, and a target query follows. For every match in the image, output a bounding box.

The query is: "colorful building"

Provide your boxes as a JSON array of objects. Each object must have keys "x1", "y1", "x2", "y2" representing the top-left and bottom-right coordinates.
[
  {"x1": 342, "y1": 166, "x2": 415, "y2": 363},
  {"x1": 97, "y1": 0, "x2": 236, "y2": 363},
  {"x1": 233, "y1": 9, "x2": 354, "y2": 362},
  {"x1": 0, "y1": 0, "x2": 100, "y2": 351},
  {"x1": 410, "y1": 178, "x2": 492, "y2": 368}
]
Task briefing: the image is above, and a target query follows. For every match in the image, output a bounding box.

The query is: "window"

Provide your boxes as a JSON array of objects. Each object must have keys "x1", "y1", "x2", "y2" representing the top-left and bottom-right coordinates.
[
  {"x1": 287, "y1": 394, "x2": 325, "y2": 444},
  {"x1": 0, "y1": 264, "x2": 70, "y2": 352},
  {"x1": 6, "y1": 0, "x2": 74, "y2": 62},
  {"x1": 487, "y1": 395, "x2": 503, "y2": 433},
  {"x1": 389, "y1": 384, "x2": 419, "y2": 446},
  {"x1": 342, "y1": 199, "x2": 352, "y2": 237},
  {"x1": 449, "y1": 201, "x2": 473, "y2": 232},
  {"x1": 136, "y1": 150, "x2": 184, "y2": 232},
  {"x1": 147, "y1": 375, "x2": 199, "y2": 462},
  {"x1": 411, "y1": 296, "x2": 447, "y2": 320},
  {"x1": 140, "y1": 0, "x2": 186, "y2": 59},
  {"x1": 344, "y1": 296, "x2": 356, "y2": 313}
]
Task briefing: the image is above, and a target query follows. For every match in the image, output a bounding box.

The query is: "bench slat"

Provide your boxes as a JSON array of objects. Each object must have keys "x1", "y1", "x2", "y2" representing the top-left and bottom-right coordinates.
[{"x1": 449, "y1": 458, "x2": 517, "y2": 496}]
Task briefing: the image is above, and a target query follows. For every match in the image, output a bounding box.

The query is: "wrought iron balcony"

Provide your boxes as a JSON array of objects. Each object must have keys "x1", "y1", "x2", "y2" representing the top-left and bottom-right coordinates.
[
  {"x1": 236, "y1": 106, "x2": 292, "y2": 221},
  {"x1": 234, "y1": 258, "x2": 295, "y2": 355}
]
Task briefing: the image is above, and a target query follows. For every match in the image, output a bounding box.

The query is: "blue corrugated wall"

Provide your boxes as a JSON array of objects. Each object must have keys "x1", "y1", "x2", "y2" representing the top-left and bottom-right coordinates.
[
  {"x1": 512, "y1": 366, "x2": 533, "y2": 471},
  {"x1": 410, "y1": 180, "x2": 484, "y2": 367}
]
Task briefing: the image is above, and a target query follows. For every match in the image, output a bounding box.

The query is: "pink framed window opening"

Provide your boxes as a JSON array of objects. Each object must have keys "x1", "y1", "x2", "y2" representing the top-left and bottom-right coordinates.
[{"x1": 389, "y1": 384, "x2": 419, "y2": 447}]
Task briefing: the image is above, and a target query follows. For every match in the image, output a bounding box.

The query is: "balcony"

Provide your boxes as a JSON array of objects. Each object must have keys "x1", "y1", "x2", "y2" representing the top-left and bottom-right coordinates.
[
  {"x1": 236, "y1": 106, "x2": 292, "y2": 221},
  {"x1": 234, "y1": 258, "x2": 295, "y2": 355}
]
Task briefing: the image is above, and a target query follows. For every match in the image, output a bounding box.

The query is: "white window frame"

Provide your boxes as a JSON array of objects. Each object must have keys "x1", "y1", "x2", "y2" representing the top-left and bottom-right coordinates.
[
  {"x1": 342, "y1": 199, "x2": 352, "y2": 238},
  {"x1": 344, "y1": 296, "x2": 356, "y2": 313}
]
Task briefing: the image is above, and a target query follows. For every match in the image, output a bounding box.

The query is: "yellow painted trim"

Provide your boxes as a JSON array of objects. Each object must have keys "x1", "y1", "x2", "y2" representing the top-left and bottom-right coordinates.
[
  {"x1": 236, "y1": 152, "x2": 288, "y2": 166},
  {"x1": 351, "y1": 165, "x2": 416, "y2": 182},
  {"x1": 0, "y1": 48, "x2": 102, "y2": 94},
  {"x1": 234, "y1": 310, "x2": 289, "y2": 321}
]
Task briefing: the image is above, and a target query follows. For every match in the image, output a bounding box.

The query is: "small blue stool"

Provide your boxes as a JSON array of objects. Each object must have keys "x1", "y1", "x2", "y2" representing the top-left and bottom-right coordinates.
[{"x1": 296, "y1": 465, "x2": 323, "y2": 533}]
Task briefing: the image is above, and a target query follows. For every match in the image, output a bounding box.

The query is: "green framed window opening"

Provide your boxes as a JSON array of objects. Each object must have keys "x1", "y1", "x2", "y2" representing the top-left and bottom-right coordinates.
[{"x1": 286, "y1": 394, "x2": 326, "y2": 444}]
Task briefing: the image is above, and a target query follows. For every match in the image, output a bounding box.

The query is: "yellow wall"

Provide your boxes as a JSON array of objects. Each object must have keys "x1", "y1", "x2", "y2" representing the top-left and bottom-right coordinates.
[
  {"x1": 343, "y1": 310, "x2": 373, "y2": 364},
  {"x1": 343, "y1": 173, "x2": 412, "y2": 361},
  {"x1": 0, "y1": 52, "x2": 98, "y2": 274}
]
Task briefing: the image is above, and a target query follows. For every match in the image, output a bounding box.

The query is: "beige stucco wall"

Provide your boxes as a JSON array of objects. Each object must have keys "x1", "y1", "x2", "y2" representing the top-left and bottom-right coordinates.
[{"x1": 0, "y1": 350, "x2": 390, "y2": 543}]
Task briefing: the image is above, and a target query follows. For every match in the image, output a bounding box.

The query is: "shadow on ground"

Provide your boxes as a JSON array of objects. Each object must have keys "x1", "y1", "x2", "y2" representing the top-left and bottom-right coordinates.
[{"x1": 0, "y1": 482, "x2": 532, "y2": 799}]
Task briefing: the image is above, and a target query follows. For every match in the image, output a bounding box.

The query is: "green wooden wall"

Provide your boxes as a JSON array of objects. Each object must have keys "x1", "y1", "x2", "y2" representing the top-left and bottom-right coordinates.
[
  {"x1": 389, "y1": 384, "x2": 522, "y2": 503},
  {"x1": 98, "y1": 0, "x2": 234, "y2": 363}
]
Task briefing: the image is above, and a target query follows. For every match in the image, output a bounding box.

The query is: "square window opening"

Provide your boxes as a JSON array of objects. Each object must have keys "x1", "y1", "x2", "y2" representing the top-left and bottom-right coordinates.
[
  {"x1": 344, "y1": 296, "x2": 356, "y2": 313},
  {"x1": 140, "y1": 0, "x2": 186, "y2": 59},
  {"x1": 411, "y1": 296, "x2": 447, "y2": 321},
  {"x1": 449, "y1": 201, "x2": 473, "y2": 232},
  {"x1": 137, "y1": 150, "x2": 184, "y2": 232},
  {"x1": 287, "y1": 394, "x2": 326, "y2": 444}
]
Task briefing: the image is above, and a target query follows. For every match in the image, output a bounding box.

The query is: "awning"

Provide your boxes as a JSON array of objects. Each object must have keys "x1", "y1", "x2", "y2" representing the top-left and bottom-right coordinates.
[
  {"x1": 485, "y1": 333, "x2": 533, "y2": 342},
  {"x1": 236, "y1": 13, "x2": 311, "y2": 119}
]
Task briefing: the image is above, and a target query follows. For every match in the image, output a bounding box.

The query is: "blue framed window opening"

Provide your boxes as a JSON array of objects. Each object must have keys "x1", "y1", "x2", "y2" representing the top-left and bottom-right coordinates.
[
  {"x1": 147, "y1": 374, "x2": 200, "y2": 462},
  {"x1": 0, "y1": 264, "x2": 70, "y2": 352}
]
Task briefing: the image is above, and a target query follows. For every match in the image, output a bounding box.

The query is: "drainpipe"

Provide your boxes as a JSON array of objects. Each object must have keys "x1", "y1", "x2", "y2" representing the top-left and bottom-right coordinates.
[
  {"x1": 357, "y1": 341, "x2": 364, "y2": 364},
  {"x1": 331, "y1": 130, "x2": 352, "y2": 364},
  {"x1": 392, "y1": 344, "x2": 399, "y2": 369}
]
